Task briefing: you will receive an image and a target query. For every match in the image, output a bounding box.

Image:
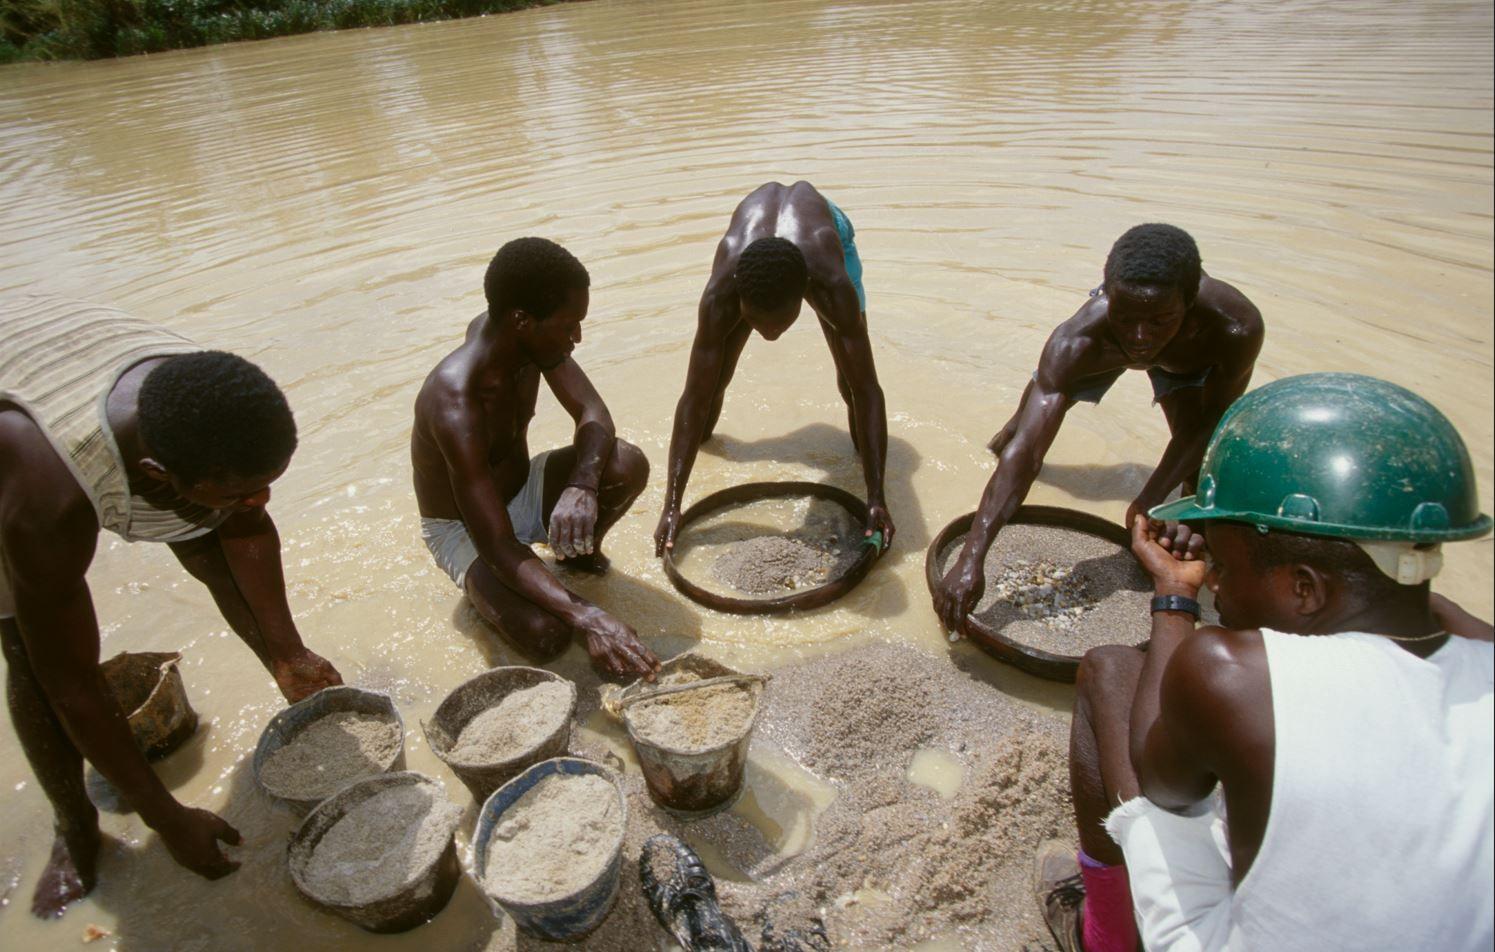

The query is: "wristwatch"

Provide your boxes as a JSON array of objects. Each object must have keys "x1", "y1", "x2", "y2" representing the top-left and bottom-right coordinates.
[{"x1": 1150, "y1": 594, "x2": 1201, "y2": 619}]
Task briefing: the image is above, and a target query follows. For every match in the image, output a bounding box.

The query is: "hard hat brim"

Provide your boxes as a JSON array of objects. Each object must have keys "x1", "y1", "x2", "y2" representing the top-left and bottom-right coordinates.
[{"x1": 1148, "y1": 497, "x2": 1494, "y2": 543}]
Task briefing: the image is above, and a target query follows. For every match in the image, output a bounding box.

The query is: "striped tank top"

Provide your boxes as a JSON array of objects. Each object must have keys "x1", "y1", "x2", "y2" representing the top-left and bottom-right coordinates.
[{"x1": 0, "y1": 295, "x2": 230, "y2": 543}]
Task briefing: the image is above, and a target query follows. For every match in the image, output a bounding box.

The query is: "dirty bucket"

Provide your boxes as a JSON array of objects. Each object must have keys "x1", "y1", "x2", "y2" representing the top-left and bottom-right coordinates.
[
  {"x1": 422, "y1": 666, "x2": 576, "y2": 803},
  {"x1": 287, "y1": 771, "x2": 463, "y2": 933},
  {"x1": 252, "y1": 686, "x2": 405, "y2": 814},
  {"x1": 474, "y1": 756, "x2": 626, "y2": 942},
  {"x1": 615, "y1": 654, "x2": 766, "y2": 816},
  {"x1": 100, "y1": 651, "x2": 198, "y2": 760}
]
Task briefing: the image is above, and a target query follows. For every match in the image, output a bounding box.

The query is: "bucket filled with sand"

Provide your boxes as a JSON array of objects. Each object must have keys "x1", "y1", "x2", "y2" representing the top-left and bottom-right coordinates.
[
  {"x1": 100, "y1": 650, "x2": 198, "y2": 760},
  {"x1": 288, "y1": 771, "x2": 465, "y2": 933},
  {"x1": 422, "y1": 666, "x2": 577, "y2": 803},
  {"x1": 474, "y1": 757, "x2": 627, "y2": 941},
  {"x1": 253, "y1": 686, "x2": 405, "y2": 813},
  {"x1": 926, "y1": 505, "x2": 1157, "y2": 681},
  {"x1": 611, "y1": 653, "x2": 766, "y2": 815},
  {"x1": 662, "y1": 481, "x2": 880, "y2": 614}
]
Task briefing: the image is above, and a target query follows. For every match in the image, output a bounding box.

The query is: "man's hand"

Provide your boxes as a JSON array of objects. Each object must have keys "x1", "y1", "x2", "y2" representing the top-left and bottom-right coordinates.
[
  {"x1": 1130, "y1": 516, "x2": 1208, "y2": 597},
  {"x1": 579, "y1": 611, "x2": 661, "y2": 681},
  {"x1": 654, "y1": 504, "x2": 682, "y2": 558},
  {"x1": 1124, "y1": 494, "x2": 1168, "y2": 536},
  {"x1": 934, "y1": 555, "x2": 986, "y2": 635},
  {"x1": 152, "y1": 806, "x2": 241, "y2": 880},
  {"x1": 549, "y1": 486, "x2": 599, "y2": 560},
  {"x1": 271, "y1": 649, "x2": 342, "y2": 703},
  {"x1": 864, "y1": 503, "x2": 895, "y2": 553}
]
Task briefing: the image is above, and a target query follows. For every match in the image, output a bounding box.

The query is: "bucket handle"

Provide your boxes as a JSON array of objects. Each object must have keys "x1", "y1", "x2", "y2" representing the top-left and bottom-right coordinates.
[{"x1": 603, "y1": 673, "x2": 770, "y2": 719}]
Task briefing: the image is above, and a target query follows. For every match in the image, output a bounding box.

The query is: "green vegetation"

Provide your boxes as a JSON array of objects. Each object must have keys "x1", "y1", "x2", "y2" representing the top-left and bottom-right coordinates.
[{"x1": 0, "y1": 0, "x2": 559, "y2": 61}]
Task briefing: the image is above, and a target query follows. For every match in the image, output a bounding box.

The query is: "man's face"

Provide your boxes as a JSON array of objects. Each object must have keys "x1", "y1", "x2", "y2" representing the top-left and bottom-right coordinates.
[
  {"x1": 522, "y1": 286, "x2": 589, "y2": 369},
  {"x1": 1105, "y1": 282, "x2": 1188, "y2": 363},
  {"x1": 1203, "y1": 522, "x2": 1295, "y2": 631},
  {"x1": 169, "y1": 465, "x2": 286, "y2": 512},
  {"x1": 740, "y1": 300, "x2": 802, "y2": 341}
]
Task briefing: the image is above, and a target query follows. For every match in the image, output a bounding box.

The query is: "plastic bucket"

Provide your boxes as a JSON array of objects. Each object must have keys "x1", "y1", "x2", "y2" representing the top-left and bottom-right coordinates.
[
  {"x1": 620, "y1": 655, "x2": 763, "y2": 815},
  {"x1": 252, "y1": 686, "x2": 405, "y2": 814},
  {"x1": 422, "y1": 666, "x2": 576, "y2": 803},
  {"x1": 287, "y1": 771, "x2": 463, "y2": 933},
  {"x1": 474, "y1": 757, "x2": 626, "y2": 941},
  {"x1": 100, "y1": 651, "x2": 198, "y2": 760}
]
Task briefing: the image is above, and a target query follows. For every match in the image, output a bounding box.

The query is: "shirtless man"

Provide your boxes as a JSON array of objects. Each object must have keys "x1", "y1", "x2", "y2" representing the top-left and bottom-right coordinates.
[
  {"x1": 1036, "y1": 374, "x2": 1493, "y2": 952},
  {"x1": 412, "y1": 238, "x2": 659, "y2": 680},
  {"x1": 934, "y1": 224, "x2": 1263, "y2": 633},
  {"x1": 0, "y1": 297, "x2": 342, "y2": 918},
  {"x1": 654, "y1": 181, "x2": 894, "y2": 556}
]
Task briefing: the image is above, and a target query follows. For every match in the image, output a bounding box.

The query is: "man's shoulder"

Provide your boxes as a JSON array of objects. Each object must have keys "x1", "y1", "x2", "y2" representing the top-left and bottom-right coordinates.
[
  {"x1": 0, "y1": 407, "x2": 96, "y2": 547},
  {"x1": 1165, "y1": 627, "x2": 1270, "y2": 708},
  {"x1": 1195, "y1": 276, "x2": 1264, "y2": 339}
]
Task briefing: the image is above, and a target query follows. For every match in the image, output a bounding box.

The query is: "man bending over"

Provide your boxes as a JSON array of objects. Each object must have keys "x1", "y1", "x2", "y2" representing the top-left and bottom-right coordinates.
[
  {"x1": 413, "y1": 238, "x2": 659, "y2": 680},
  {"x1": 655, "y1": 181, "x2": 894, "y2": 556},
  {"x1": 935, "y1": 224, "x2": 1263, "y2": 633},
  {"x1": 0, "y1": 296, "x2": 342, "y2": 918},
  {"x1": 1037, "y1": 373, "x2": 1493, "y2": 951}
]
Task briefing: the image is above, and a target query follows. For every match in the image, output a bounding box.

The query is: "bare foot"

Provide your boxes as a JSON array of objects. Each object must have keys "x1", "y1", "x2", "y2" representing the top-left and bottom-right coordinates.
[
  {"x1": 557, "y1": 552, "x2": 611, "y2": 574},
  {"x1": 30, "y1": 833, "x2": 98, "y2": 919}
]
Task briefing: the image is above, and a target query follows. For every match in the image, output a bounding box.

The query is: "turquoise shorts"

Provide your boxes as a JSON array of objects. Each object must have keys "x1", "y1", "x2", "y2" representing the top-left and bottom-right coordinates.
[{"x1": 825, "y1": 198, "x2": 867, "y2": 312}]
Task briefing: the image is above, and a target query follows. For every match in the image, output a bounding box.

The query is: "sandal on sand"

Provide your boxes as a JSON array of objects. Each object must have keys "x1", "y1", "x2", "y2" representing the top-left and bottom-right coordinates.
[{"x1": 640, "y1": 834, "x2": 753, "y2": 952}]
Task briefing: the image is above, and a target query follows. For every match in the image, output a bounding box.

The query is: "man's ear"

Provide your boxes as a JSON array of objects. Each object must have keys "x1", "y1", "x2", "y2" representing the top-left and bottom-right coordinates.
[
  {"x1": 511, "y1": 308, "x2": 533, "y2": 332},
  {"x1": 1290, "y1": 563, "x2": 1330, "y2": 618},
  {"x1": 139, "y1": 458, "x2": 172, "y2": 484}
]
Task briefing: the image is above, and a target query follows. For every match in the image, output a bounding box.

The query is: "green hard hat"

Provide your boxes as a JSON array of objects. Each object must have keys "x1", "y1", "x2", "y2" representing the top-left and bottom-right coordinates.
[{"x1": 1150, "y1": 373, "x2": 1492, "y2": 542}]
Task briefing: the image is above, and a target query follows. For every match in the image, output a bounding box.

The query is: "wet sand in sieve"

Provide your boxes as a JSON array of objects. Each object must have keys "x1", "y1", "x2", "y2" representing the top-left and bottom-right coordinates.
[{"x1": 941, "y1": 524, "x2": 1153, "y2": 655}]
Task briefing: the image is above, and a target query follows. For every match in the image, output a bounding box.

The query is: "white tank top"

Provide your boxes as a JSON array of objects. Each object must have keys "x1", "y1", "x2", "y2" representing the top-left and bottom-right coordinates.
[{"x1": 1233, "y1": 630, "x2": 1494, "y2": 949}]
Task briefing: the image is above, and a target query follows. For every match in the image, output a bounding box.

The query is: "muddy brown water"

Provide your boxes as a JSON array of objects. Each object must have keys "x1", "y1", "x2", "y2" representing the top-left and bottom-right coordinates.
[{"x1": 0, "y1": 0, "x2": 1490, "y2": 948}]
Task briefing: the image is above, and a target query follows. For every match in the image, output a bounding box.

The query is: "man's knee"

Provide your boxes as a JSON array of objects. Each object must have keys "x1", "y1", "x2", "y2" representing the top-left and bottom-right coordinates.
[
  {"x1": 606, "y1": 439, "x2": 650, "y2": 496},
  {"x1": 1076, "y1": 645, "x2": 1146, "y2": 703},
  {"x1": 515, "y1": 614, "x2": 570, "y2": 662}
]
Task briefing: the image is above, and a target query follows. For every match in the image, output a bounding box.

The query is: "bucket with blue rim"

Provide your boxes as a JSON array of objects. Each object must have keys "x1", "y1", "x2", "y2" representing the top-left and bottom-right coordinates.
[{"x1": 473, "y1": 756, "x2": 626, "y2": 941}]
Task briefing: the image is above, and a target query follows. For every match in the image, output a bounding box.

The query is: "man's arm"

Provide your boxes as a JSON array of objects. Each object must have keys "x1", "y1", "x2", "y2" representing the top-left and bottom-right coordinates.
[
  {"x1": 1126, "y1": 519, "x2": 1275, "y2": 883},
  {"x1": 0, "y1": 422, "x2": 239, "y2": 878},
  {"x1": 823, "y1": 283, "x2": 894, "y2": 548},
  {"x1": 656, "y1": 297, "x2": 730, "y2": 556},
  {"x1": 432, "y1": 401, "x2": 609, "y2": 629},
  {"x1": 933, "y1": 355, "x2": 1072, "y2": 632},
  {"x1": 543, "y1": 358, "x2": 615, "y2": 559},
  {"x1": 169, "y1": 507, "x2": 341, "y2": 703}
]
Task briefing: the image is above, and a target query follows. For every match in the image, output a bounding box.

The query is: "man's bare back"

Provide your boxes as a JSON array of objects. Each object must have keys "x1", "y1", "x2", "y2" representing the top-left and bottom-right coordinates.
[{"x1": 656, "y1": 181, "x2": 894, "y2": 555}]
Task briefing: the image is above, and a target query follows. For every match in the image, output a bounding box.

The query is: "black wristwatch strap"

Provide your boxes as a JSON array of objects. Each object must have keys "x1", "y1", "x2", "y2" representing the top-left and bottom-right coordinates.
[{"x1": 1151, "y1": 594, "x2": 1201, "y2": 619}]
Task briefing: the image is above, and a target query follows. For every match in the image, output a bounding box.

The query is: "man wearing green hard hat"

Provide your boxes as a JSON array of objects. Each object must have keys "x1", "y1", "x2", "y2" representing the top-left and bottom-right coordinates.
[{"x1": 1034, "y1": 373, "x2": 1493, "y2": 952}]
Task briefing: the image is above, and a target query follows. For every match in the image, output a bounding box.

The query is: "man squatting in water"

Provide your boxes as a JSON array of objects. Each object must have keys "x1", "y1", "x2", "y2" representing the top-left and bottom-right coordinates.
[
  {"x1": 655, "y1": 181, "x2": 895, "y2": 556},
  {"x1": 1036, "y1": 374, "x2": 1493, "y2": 952},
  {"x1": 413, "y1": 238, "x2": 660, "y2": 680},
  {"x1": 0, "y1": 297, "x2": 342, "y2": 918},
  {"x1": 935, "y1": 223, "x2": 1264, "y2": 632}
]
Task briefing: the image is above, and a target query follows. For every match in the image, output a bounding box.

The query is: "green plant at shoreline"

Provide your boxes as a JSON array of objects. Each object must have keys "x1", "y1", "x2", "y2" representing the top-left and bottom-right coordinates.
[{"x1": 0, "y1": 0, "x2": 560, "y2": 61}]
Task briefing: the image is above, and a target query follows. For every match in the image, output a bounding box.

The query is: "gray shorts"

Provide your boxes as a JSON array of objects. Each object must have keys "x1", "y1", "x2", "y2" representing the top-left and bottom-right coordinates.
[
  {"x1": 1048, "y1": 365, "x2": 1213, "y2": 405},
  {"x1": 419, "y1": 450, "x2": 554, "y2": 589}
]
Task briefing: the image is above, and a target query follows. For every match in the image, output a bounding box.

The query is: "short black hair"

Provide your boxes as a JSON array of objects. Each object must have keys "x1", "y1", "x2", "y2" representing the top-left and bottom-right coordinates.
[
  {"x1": 1104, "y1": 224, "x2": 1202, "y2": 305},
  {"x1": 138, "y1": 351, "x2": 297, "y2": 484},
  {"x1": 484, "y1": 237, "x2": 590, "y2": 320},
  {"x1": 736, "y1": 237, "x2": 808, "y2": 311},
  {"x1": 1245, "y1": 526, "x2": 1412, "y2": 600}
]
